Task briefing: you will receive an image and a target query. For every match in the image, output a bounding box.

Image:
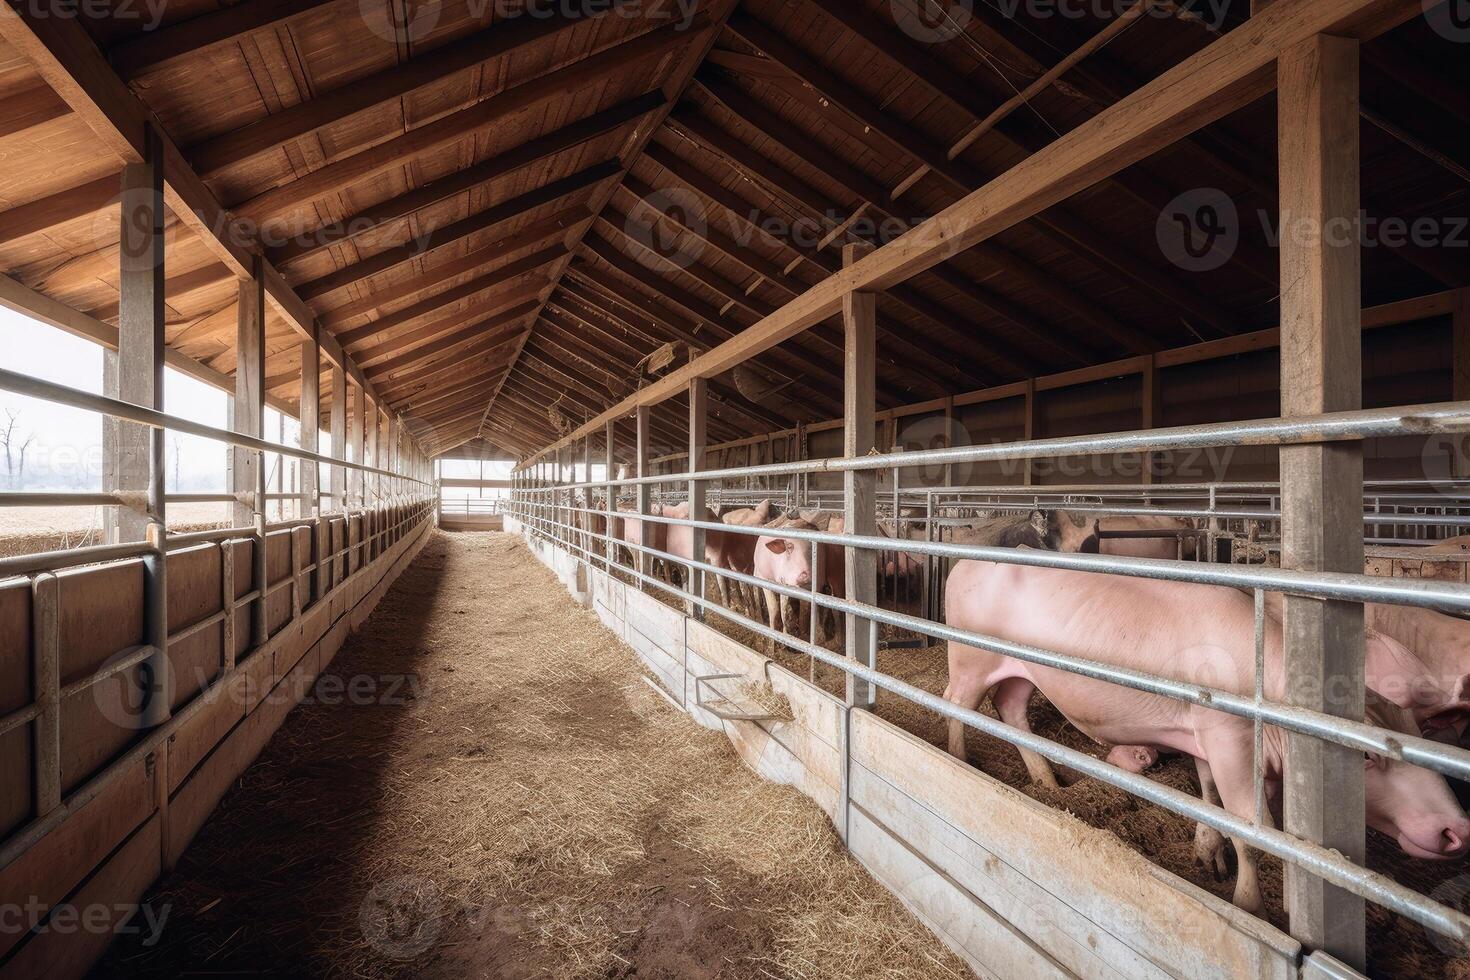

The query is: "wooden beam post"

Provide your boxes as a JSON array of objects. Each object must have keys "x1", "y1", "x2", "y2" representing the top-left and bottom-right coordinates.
[
  {"x1": 688, "y1": 378, "x2": 708, "y2": 619},
  {"x1": 582, "y1": 431, "x2": 594, "y2": 567},
  {"x1": 1022, "y1": 380, "x2": 1036, "y2": 486},
  {"x1": 843, "y1": 243, "x2": 878, "y2": 712},
  {"x1": 1142, "y1": 356, "x2": 1160, "y2": 485},
  {"x1": 118, "y1": 125, "x2": 169, "y2": 730},
  {"x1": 1453, "y1": 288, "x2": 1470, "y2": 479},
  {"x1": 300, "y1": 336, "x2": 319, "y2": 520},
  {"x1": 329, "y1": 365, "x2": 346, "y2": 513},
  {"x1": 348, "y1": 381, "x2": 364, "y2": 509},
  {"x1": 636, "y1": 405, "x2": 652, "y2": 586},
  {"x1": 1278, "y1": 33, "x2": 1366, "y2": 969},
  {"x1": 233, "y1": 257, "x2": 265, "y2": 529},
  {"x1": 605, "y1": 419, "x2": 617, "y2": 566}
]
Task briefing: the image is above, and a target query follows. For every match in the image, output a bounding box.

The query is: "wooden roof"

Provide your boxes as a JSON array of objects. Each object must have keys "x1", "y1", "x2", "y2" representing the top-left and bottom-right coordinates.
[{"x1": 0, "y1": 0, "x2": 1465, "y2": 461}]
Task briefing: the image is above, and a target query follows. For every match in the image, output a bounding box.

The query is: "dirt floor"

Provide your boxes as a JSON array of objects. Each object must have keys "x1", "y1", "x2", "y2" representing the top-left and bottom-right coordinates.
[
  {"x1": 668, "y1": 592, "x2": 1470, "y2": 980},
  {"x1": 92, "y1": 531, "x2": 969, "y2": 979}
]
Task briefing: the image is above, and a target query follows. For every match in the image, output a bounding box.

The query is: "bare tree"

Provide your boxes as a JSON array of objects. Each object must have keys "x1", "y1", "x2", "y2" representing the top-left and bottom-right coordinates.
[{"x1": 0, "y1": 410, "x2": 34, "y2": 490}]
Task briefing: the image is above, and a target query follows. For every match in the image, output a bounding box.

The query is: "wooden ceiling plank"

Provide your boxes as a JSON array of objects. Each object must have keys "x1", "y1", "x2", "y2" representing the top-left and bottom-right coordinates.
[
  {"x1": 516, "y1": 0, "x2": 1420, "y2": 468},
  {"x1": 619, "y1": 172, "x2": 985, "y2": 389},
  {"x1": 297, "y1": 172, "x2": 603, "y2": 300},
  {"x1": 355, "y1": 294, "x2": 544, "y2": 367},
  {"x1": 719, "y1": 12, "x2": 1240, "y2": 341},
  {"x1": 235, "y1": 18, "x2": 701, "y2": 221},
  {"x1": 109, "y1": 0, "x2": 338, "y2": 78},
  {"x1": 272, "y1": 95, "x2": 660, "y2": 267},
  {"x1": 664, "y1": 106, "x2": 1058, "y2": 374},
  {"x1": 0, "y1": 173, "x2": 120, "y2": 247},
  {"x1": 334, "y1": 244, "x2": 564, "y2": 347},
  {"x1": 319, "y1": 211, "x2": 577, "y2": 325},
  {"x1": 189, "y1": 0, "x2": 637, "y2": 177},
  {"x1": 474, "y1": 0, "x2": 733, "y2": 450}
]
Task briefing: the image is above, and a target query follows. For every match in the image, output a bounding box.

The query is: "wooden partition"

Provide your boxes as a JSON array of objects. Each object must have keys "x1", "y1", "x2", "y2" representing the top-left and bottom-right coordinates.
[
  {"x1": 514, "y1": 522, "x2": 1307, "y2": 979},
  {"x1": 0, "y1": 503, "x2": 433, "y2": 978}
]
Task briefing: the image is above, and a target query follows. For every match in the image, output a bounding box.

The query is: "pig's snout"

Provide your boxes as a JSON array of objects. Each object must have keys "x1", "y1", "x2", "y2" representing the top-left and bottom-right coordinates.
[
  {"x1": 794, "y1": 570, "x2": 811, "y2": 588},
  {"x1": 1398, "y1": 813, "x2": 1470, "y2": 859}
]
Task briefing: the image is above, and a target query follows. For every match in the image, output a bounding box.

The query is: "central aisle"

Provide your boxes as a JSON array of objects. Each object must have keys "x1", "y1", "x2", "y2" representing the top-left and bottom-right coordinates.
[{"x1": 94, "y1": 530, "x2": 965, "y2": 979}]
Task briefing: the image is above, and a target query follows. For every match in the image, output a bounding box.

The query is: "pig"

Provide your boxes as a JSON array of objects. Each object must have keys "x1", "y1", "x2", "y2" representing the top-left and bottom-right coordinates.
[
  {"x1": 661, "y1": 501, "x2": 757, "y2": 613},
  {"x1": 714, "y1": 499, "x2": 776, "y2": 617},
  {"x1": 753, "y1": 516, "x2": 847, "y2": 650},
  {"x1": 617, "y1": 503, "x2": 667, "y2": 579},
  {"x1": 943, "y1": 559, "x2": 1470, "y2": 913},
  {"x1": 1045, "y1": 509, "x2": 1197, "y2": 560}
]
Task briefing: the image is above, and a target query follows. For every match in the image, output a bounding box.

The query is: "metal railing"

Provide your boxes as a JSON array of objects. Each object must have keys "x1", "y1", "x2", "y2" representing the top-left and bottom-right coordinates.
[
  {"x1": 0, "y1": 363, "x2": 436, "y2": 872},
  {"x1": 509, "y1": 400, "x2": 1470, "y2": 948}
]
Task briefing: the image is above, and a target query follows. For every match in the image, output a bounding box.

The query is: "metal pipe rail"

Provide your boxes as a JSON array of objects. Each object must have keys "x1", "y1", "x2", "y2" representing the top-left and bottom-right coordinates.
[
  {"x1": 529, "y1": 497, "x2": 1470, "y2": 612},
  {"x1": 523, "y1": 498, "x2": 1470, "y2": 773},
  {"x1": 0, "y1": 498, "x2": 435, "y2": 872},
  {"x1": 0, "y1": 367, "x2": 432, "y2": 486},
  {"x1": 515, "y1": 503, "x2": 1470, "y2": 943},
  {"x1": 519, "y1": 402, "x2": 1470, "y2": 485}
]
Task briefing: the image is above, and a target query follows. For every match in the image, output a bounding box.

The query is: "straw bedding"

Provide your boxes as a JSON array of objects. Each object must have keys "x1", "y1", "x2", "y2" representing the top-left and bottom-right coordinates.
[{"x1": 94, "y1": 530, "x2": 967, "y2": 979}]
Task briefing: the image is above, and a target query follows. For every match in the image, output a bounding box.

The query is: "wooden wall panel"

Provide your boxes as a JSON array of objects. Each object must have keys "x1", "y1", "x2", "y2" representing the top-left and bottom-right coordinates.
[{"x1": 0, "y1": 581, "x2": 32, "y2": 838}]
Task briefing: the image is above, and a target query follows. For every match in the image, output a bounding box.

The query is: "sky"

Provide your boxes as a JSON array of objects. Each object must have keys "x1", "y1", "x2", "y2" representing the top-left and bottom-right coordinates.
[{"x1": 0, "y1": 307, "x2": 305, "y2": 492}]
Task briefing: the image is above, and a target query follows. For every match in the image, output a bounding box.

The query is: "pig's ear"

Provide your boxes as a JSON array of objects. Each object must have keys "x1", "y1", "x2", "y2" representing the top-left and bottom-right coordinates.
[{"x1": 764, "y1": 538, "x2": 788, "y2": 555}]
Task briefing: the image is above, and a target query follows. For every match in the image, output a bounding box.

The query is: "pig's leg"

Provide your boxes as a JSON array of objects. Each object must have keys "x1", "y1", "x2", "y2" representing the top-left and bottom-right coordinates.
[
  {"x1": 941, "y1": 646, "x2": 993, "y2": 762},
  {"x1": 992, "y1": 678, "x2": 1060, "y2": 789},
  {"x1": 1192, "y1": 758, "x2": 1231, "y2": 879},
  {"x1": 763, "y1": 587, "x2": 783, "y2": 652},
  {"x1": 1194, "y1": 726, "x2": 1265, "y2": 914}
]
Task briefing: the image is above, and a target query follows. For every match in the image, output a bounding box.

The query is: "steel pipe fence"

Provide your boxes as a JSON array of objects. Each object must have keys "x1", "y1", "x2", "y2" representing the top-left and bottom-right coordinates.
[
  {"x1": 512, "y1": 500, "x2": 1470, "y2": 945},
  {"x1": 0, "y1": 358, "x2": 436, "y2": 873},
  {"x1": 509, "y1": 400, "x2": 1470, "y2": 949},
  {"x1": 0, "y1": 499, "x2": 435, "y2": 867}
]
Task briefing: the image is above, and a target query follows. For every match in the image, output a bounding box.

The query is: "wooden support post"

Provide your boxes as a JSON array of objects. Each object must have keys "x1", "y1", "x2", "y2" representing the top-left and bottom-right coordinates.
[
  {"x1": 1142, "y1": 356, "x2": 1160, "y2": 486},
  {"x1": 234, "y1": 256, "x2": 268, "y2": 646},
  {"x1": 605, "y1": 420, "x2": 616, "y2": 566},
  {"x1": 688, "y1": 377, "x2": 708, "y2": 619},
  {"x1": 220, "y1": 538, "x2": 236, "y2": 670},
  {"x1": 119, "y1": 125, "x2": 169, "y2": 729},
  {"x1": 30, "y1": 572, "x2": 60, "y2": 816},
  {"x1": 329, "y1": 365, "x2": 346, "y2": 513},
  {"x1": 1278, "y1": 33, "x2": 1366, "y2": 970},
  {"x1": 1022, "y1": 380, "x2": 1036, "y2": 487},
  {"x1": 636, "y1": 405, "x2": 652, "y2": 586},
  {"x1": 232, "y1": 260, "x2": 265, "y2": 528},
  {"x1": 300, "y1": 335, "x2": 319, "y2": 521},
  {"x1": 1453, "y1": 288, "x2": 1470, "y2": 480},
  {"x1": 367, "y1": 396, "x2": 379, "y2": 508},
  {"x1": 102, "y1": 351, "x2": 121, "y2": 543},
  {"x1": 843, "y1": 243, "x2": 878, "y2": 711},
  {"x1": 349, "y1": 382, "x2": 364, "y2": 510},
  {"x1": 581, "y1": 432, "x2": 594, "y2": 566}
]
